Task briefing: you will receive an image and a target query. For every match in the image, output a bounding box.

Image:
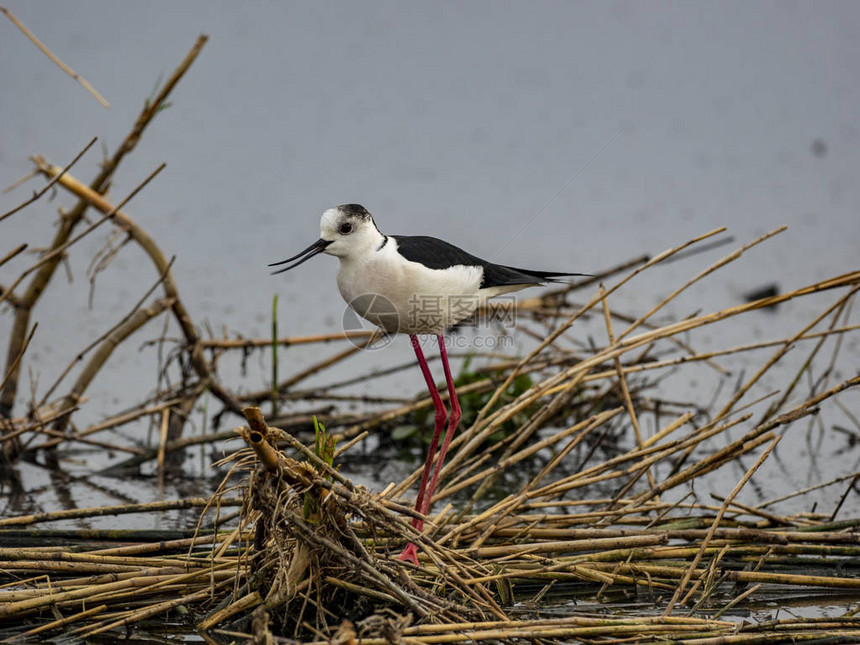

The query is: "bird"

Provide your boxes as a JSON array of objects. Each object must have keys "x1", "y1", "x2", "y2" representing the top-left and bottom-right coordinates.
[{"x1": 271, "y1": 204, "x2": 587, "y2": 564}]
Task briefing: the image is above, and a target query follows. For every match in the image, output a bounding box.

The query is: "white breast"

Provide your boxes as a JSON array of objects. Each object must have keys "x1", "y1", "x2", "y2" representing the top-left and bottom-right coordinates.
[{"x1": 336, "y1": 244, "x2": 485, "y2": 334}]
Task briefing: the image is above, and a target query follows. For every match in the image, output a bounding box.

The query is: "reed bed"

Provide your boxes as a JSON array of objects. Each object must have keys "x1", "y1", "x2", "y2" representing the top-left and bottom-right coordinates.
[
  {"x1": 2, "y1": 203, "x2": 859, "y2": 639},
  {"x1": 2, "y1": 29, "x2": 860, "y2": 644},
  {"x1": 2, "y1": 372, "x2": 860, "y2": 643},
  {"x1": 1, "y1": 259, "x2": 859, "y2": 641}
]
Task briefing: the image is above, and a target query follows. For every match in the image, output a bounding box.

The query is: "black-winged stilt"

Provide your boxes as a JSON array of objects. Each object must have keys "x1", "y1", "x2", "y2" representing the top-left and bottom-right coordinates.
[{"x1": 271, "y1": 204, "x2": 586, "y2": 564}]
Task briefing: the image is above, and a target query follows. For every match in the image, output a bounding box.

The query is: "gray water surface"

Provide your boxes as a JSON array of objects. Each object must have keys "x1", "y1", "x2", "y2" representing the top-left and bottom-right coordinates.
[{"x1": 1, "y1": 2, "x2": 859, "y2": 518}]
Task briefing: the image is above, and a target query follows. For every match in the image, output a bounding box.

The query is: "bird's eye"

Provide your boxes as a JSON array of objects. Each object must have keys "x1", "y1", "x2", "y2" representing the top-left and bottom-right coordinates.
[{"x1": 339, "y1": 222, "x2": 353, "y2": 235}]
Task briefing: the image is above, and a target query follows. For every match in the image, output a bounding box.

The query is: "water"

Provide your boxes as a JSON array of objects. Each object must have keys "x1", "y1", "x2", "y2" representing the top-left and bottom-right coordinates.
[{"x1": 1, "y1": 3, "x2": 859, "y2": 630}]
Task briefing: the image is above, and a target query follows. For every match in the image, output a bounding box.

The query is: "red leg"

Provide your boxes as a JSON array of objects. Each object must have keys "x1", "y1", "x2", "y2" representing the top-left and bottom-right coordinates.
[
  {"x1": 419, "y1": 335, "x2": 462, "y2": 517},
  {"x1": 398, "y1": 334, "x2": 447, "y2": 564}
]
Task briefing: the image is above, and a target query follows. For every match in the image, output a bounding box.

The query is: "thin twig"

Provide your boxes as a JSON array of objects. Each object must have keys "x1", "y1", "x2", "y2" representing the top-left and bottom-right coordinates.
[{"x1": 0, "y1": 8, "x2": 108, "y2": 107}]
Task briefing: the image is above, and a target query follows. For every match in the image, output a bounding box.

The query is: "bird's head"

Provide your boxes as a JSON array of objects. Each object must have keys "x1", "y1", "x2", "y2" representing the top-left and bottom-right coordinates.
[{"x1": 270, "y1": 204, "x2": 382, "y2": 273}]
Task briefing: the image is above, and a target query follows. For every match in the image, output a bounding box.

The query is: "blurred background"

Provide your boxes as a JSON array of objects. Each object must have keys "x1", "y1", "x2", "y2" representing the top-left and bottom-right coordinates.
[{"x1": 1, "y1": 2, "x2": 858, "y2": 515}]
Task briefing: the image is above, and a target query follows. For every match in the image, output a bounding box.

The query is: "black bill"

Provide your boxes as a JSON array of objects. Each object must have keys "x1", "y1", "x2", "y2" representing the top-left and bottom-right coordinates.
[{"x1": 269, "y1": 238, "x2": 332, "y2": 274}]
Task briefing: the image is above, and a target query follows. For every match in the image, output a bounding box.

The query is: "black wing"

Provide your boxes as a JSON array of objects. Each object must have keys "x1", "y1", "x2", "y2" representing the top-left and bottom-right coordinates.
[{"x1": 393, "y1": 235, "x2": 587, "y2": 289}]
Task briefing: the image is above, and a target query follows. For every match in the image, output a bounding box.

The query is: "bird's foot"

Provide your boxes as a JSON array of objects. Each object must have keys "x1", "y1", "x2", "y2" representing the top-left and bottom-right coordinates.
[{"x1": 398, "y1": 542, "x2": 419, "y2": 565}]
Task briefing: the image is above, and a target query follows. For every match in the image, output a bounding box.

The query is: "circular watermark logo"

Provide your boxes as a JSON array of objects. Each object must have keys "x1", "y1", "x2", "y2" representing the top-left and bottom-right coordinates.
[
  {"x1": 340, "y1": 293, "x2": 521, "y2": 350},
  {"x1": 341, "y1": 293, "x2": 398, "y2": 349}
]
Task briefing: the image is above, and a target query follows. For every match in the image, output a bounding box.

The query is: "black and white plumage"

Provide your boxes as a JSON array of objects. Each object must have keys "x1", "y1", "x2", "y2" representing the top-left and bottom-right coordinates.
[
  {"x1": 271, "y1": 204, "x2": 585, "y2": 335},
  {"x1": 271, "y1": 203, "x2": 587, "y2": 565},
  {"x1": 395, "y1": 236, "x2": 576, "y2": 290}
]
